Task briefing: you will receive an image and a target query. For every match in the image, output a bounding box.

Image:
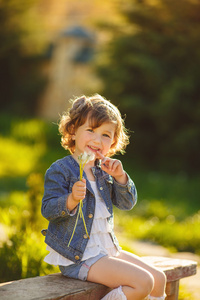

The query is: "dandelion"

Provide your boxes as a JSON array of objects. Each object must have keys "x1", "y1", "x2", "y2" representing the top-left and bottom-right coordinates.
[
  {"x1": 68, "y1": 151, "x2": 95, "y2": 247},
  {"x1": 78, "y1": 152, "x2": 95, "y2": 180}
]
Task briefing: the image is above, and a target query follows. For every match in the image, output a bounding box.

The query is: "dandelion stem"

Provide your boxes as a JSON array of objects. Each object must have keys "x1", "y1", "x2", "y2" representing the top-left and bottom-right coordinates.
[
  {"x1": 67, "y1": 152, "x2": 94, "y2": 247},
  {"x1": 67, "y1": 205, "x2": 81, "y2": 247}
]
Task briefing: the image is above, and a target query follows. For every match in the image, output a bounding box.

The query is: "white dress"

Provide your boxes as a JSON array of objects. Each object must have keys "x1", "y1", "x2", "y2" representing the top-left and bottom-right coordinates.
[{"x1": 44, "y1": 180, "x2": 120, "y2": 266}]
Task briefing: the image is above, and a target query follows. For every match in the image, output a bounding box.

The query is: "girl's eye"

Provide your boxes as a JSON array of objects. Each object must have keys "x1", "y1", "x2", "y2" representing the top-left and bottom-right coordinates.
[
  {"x1": 103, "y1": 134, "x2": 111, "y2": 138},
  {"x1": 87, "y1": 128, "x2": 93, "y2": 132}
]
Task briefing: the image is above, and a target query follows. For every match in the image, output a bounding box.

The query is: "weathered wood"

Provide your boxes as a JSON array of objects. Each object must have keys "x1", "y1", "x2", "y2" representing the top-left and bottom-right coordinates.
[
  {"x1": 165, "y1": 280, "x2": 179, "y2": 300},
  {"x1": 142, "y1": 256, "x2": 197, "y2": 282},
  {"x1": 0, "y1": 256, "x2": 197, "y2": 300},
  {"x1": 0, "y1": 273, "x2": 111, "y2": 300}
]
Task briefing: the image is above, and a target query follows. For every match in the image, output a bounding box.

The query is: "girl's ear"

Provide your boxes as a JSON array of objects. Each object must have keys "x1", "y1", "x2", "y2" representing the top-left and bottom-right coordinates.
[
  {"x1": 111, "y1": 137, "x2": 117, "y2": 147},
  {"x1": 70, "y1": 125, "x2": 76, "y2": 140}
]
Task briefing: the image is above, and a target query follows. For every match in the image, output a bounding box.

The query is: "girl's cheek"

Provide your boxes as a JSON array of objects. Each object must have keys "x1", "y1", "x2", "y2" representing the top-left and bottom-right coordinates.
[{"x1": 104, "y1": 144, "x2": 113, "y2": 155}]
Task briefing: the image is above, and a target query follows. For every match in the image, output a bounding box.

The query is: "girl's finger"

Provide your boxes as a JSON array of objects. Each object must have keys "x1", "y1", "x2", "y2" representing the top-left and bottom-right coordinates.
[
  {"x1": 108, "y1": 159, "x2": 119, "y2": 171},
  {"x1": 107, "y1": 159, "x2": 114, "y2": 170},
  {"x1": 112, "y1": 160, "x2": 120, "y2": 171},
  {"x1": 96, "y1": 151, "x2": 104, "y2": 159},
  {"x1": 76, "y1": 180, "x2": 86, "y2": 188},
  {"x1": 96, "y1": 151, "x2": 108, "y2": 164},
  {"x1": 102, "y1": 159, "x2": 111, "y2": 170},
  {"x1": 109, "y1": 161, "x2": 115, "y2": 172}
]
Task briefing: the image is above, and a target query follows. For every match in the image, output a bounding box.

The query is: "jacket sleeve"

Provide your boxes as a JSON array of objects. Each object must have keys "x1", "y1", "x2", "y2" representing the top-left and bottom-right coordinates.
[
  {"x1": 112, "y1": 173, "x2": 137, "y2": 210},
  {"x1": 41, "y1": 162, "x2": 73, "y2": 221}
]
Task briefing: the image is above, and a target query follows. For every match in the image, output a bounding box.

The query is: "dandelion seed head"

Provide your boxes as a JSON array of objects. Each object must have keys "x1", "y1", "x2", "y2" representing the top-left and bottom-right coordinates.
[{"x1": 78, "y1": 151, "x2": 95, "y2": 165}]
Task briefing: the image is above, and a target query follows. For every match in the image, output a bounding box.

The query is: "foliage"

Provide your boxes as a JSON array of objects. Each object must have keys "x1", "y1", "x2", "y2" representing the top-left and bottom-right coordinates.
[
  {"x1": 116, "y1": 162, "x2": 200, "y2": 255},
  {"x1": 0, "y1": 0, "x2": 48, "y2": 115},
  {"x1": 179, "y1": 285, "x2": 194, "y2": 300},
  {"x1": 0, "y1": 115, "x2": 65, "y2": 182},
  {"x1": 26, "y1": 173, "x2": 44, "y2": 228},
  {"x1": 96, "y1": 0, "x2": 200, "y2": 174},
  {"x1": 124, "y1": 161, "x2": 200, "y2": 217},
  {"x1": 0, "y1": 116, "x2": 65, "y2": 282},
  {"x1": 115, "y1": 204, "x2": 200, "y2": 255},
  {"x1": 0, "y1": 204, "x2": 59, "y2": 283}
]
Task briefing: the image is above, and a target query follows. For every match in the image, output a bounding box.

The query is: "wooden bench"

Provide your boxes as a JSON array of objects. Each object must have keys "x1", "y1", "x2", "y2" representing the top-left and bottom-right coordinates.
[{"x1": 0, "y1": 256, "x2": 197, "y2": 300}]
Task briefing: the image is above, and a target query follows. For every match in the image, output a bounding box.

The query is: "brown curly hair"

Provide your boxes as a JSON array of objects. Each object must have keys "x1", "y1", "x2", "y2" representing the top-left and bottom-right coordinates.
[{"x1": 58, "y1": 94, "x2": 130, "y2": 157}]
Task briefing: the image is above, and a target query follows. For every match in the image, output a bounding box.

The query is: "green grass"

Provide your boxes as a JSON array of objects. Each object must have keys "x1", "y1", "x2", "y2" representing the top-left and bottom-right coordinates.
[
  {"x1": 0, "y1": 115, "x2": 66, "y2": 192},
  {"x1": 123, "y1": 159, "x2": 200, "y2": 216},
  {"x1": 115, "y1": 159, "x2": 200, "y2": 255}
]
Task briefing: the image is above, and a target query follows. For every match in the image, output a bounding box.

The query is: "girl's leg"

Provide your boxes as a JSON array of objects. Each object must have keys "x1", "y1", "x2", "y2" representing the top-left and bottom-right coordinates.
[
  {"x1": 101, "y1": 286, "x2": 127, "y2": 300},
  {"x1": 87, "y1": 255, "x2": 154, "y2": 300},
  {"x1": 117, "y1": 250, "x2": 166, "y2": 298}
]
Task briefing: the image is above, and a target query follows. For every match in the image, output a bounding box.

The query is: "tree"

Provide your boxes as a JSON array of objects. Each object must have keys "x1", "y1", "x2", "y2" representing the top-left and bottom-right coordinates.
[
  {"x1": 96, "y1": 0, "x2": 200, "y2": 174},
  {"x1": 0, "y1": 0, "x2": 48, "y2": 115}
]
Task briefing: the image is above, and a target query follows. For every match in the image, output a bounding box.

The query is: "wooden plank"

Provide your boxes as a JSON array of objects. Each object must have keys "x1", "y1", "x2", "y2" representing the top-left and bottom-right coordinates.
[
  {"x1": 0, "y1": 273, "x2": 109, "y2": 300},
  {"x1": 166, "y1": 280, "x2": 179, "y2": 300},
  {"x1": 142, "y1": 256, "x2": 197, "y2": 282}
]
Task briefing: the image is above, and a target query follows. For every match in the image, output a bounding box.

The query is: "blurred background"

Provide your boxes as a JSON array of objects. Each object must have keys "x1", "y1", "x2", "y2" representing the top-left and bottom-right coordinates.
[{"x1": 0, "y1": 0, "x2": 199, "y2": 298}]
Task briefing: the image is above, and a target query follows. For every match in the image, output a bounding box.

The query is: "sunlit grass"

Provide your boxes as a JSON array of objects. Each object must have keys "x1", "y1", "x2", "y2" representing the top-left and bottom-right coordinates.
[
  {"x1": 0, "y1": 191, "x2": 27, "y2": 209},
  {"x1": 0, "y1": 118, "x2": 48, "y2": 177},
  {"x1": 0, "y1": 115, "x2": 65, "y2": 188},
  {"x1": 177, "y1": 284, "x2": 194, "y2": 300},
  {"x1": 123, "y1": 159, "x2": 200, "y2": 217},
  {"x1": 115, "y1": 203, "x2": 200, "y2": 255},
  {"x1": 0, "y1": 136, "x2": 46, "y2": 177},
  {"x1": 11, "y1": 118, "x2": 46, "y2": 140}
]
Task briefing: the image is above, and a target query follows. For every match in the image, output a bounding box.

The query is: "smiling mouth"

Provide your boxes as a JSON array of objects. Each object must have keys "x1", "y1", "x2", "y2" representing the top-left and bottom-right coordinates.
[{"x1": 87, "y1": 146, "x2": 100, "y2": 153}]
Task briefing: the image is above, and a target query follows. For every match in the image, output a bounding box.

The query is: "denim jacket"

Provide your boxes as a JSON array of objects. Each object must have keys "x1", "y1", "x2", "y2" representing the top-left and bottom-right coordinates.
[{"x1": 41, "y1": 155, "x2": 137, "y2": 264}]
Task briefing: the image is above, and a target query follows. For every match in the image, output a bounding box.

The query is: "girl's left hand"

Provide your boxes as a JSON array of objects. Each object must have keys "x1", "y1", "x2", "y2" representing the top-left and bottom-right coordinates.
[{"x1": 97, "y1": 151, "x2": 128, "y2": 185}]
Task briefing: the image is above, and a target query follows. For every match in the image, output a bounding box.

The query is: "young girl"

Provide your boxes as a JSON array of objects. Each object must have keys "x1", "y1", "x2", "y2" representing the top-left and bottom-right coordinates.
[{"x1": 41, "y1": 94, "x2": 166, "y2": 300}]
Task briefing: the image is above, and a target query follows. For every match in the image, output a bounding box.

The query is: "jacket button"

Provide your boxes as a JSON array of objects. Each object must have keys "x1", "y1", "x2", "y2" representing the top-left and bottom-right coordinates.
[
  {"x1": 61, "y1": 211, "x2": 66, "y2": 215},
  {"x1": 83, "y1": 234, "x2": 88, "y2": 239},
  {"x1": 88, "y1": 213, "x2": 93, "y2": 218},
  {"x1": 100, "y1": 187, "x2": 103, "y2": 190},
  {"x1": 75, "y1": 255, "x2": 80, "y2": 260},
  {"x1": 41, "y1": 229, "x2": 47, "y2": 236}
]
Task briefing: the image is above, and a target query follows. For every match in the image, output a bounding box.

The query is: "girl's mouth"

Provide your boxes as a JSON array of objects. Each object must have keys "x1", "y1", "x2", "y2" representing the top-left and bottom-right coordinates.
[{"x1": 87, "y1": 146, "x2": 101, "y2": 154}]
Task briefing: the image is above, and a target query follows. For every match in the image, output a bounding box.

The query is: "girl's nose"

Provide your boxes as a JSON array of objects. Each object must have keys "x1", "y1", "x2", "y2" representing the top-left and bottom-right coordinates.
[{"x1": 93, "y1": 133, "x2": 101, "y2": 144}]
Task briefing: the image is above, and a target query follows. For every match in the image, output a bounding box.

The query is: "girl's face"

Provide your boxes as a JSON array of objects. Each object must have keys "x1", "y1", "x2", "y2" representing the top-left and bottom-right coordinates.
[{"x1": 72, "y1": 117, "x2": 116, "y2": 161}]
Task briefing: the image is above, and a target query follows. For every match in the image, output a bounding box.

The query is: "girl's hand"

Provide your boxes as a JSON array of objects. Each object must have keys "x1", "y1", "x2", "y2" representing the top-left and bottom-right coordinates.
[
  {"x1": 67, "y1": 179, "x2": 86, "y2": 211},
  {"x1": 72, "y1": 178, "x2": 86, "y2": 202},
  {"x1": 97, "y1": 151, "x2": 128, "y2": 185}
]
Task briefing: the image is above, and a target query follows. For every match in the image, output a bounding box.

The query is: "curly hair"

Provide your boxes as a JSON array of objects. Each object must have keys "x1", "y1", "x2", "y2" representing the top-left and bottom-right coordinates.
[{"x1": 58, "y1": 94, "x2": 130, "y2": 156}]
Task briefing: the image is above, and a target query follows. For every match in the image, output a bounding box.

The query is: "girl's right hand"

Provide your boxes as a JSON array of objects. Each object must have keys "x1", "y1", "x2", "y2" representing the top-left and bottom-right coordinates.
[
  {"x1": 67, "y1": 179, "x2": 86, "y2": 211},
  {"x1": 71, "y1": 178, "x2": 86, "y2": 203}
]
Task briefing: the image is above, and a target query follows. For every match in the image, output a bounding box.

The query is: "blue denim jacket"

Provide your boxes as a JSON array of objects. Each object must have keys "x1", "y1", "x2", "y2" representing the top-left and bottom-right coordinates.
[{"x1": 41, "y1": 155, "x2": 137, "y2": 264}]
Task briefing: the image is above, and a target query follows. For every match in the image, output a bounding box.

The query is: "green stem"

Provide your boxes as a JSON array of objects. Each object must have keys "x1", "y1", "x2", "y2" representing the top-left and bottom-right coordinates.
[
  {"x1": 67, "y1": 205, "x2": 81, "y2": 247},
  {"x1": 68, "y1": 162, "x2": 89, "y2": 247},
  {"x1": 79, "y1": 201, "x2": 90, "y2": 238}
]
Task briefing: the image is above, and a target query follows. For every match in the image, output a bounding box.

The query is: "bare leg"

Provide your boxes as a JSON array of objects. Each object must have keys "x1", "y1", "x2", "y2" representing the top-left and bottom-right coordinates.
[
  {"x1": 117, "y1": 250, "x2": 166, "y2": 297},
  {"x1": 101, "y1": 286, "x2": 127, "y2": 300},
  {"x1": 87, "y1": 255, "x2": 154, "y2": 300}
]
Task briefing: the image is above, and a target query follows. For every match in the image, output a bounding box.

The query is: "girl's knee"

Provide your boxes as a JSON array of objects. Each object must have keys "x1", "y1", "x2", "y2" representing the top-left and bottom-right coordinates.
[
  {"x1": 154, "y1": 269, "x2": 167, "y2": 287},
  {"x1": 144, "y1": 272, "x2": 154, "y2": 295},
  {"x1": 137, "y1": 271, "x2": 154, "y2": 298}
]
